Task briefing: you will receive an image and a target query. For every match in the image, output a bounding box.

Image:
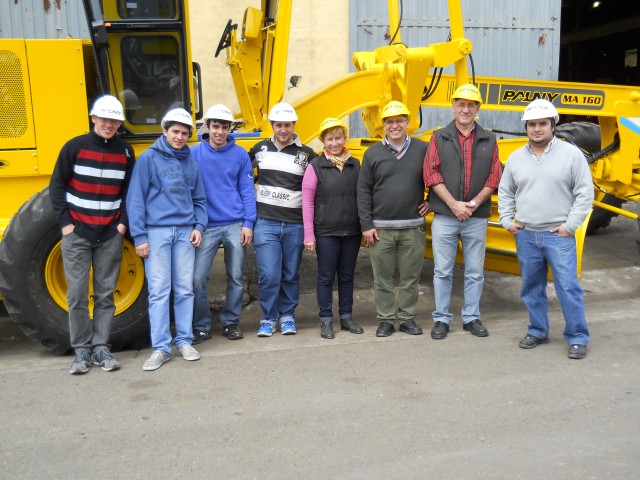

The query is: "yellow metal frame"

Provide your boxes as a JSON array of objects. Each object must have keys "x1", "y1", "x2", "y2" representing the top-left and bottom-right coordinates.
[
  {"x1": 2, "y1": 0, "x2": 639, "y2": 315},
  {"x1": 222, "y1": 0, "x2": 639, "y2": 278}
]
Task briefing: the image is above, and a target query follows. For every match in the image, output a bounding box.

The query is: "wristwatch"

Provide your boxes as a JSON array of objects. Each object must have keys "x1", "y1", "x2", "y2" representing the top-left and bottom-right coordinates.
[{"x1": 470, "y1": 200, "x2": 478, "y2": 211}]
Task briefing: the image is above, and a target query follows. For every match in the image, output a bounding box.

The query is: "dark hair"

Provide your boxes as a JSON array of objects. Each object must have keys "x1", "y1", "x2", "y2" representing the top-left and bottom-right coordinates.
[
  {"x1": 163, "y1": 121, "x2": 192, "y2": 134},
  {"x1": 206, "y1": 118, "x2": 232, "y2": 128},
  {"x1": 525, "y1": 117, "x2": 556, "y2": 129}
]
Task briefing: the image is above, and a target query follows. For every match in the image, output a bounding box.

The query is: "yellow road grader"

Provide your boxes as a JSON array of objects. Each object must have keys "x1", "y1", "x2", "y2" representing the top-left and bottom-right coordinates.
[{"x1": 0, "y1": 0, "x2": 638, "y2": 353}]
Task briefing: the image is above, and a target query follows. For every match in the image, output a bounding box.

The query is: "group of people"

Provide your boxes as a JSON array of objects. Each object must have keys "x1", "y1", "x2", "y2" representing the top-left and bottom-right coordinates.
[{"x1": 50, "y1": 84, "x2": 594, "y2": 375}]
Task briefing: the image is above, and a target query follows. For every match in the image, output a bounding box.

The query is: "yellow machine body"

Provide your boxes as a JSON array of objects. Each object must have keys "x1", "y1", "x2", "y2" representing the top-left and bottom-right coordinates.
[{"x1": 1, "y1": 0, "x2": 638, "y2": 351}]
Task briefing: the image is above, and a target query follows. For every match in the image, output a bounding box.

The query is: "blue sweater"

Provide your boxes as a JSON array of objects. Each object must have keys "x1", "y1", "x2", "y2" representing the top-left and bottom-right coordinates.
[
  {"x1": 191, "y1": 136, "x2": 257, "y2": 229},
  {"x1": 126, "y1": 136, "x2": 207, "y2": 246}
]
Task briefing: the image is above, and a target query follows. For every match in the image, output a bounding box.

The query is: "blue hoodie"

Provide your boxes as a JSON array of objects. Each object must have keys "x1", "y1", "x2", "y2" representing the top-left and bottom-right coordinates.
[
  {"x1": 127, "y1": 136, "x2": 207, "y2": 246},
  {"x1": 191, "y1": 135, "x2": 257, "y2": 229}
]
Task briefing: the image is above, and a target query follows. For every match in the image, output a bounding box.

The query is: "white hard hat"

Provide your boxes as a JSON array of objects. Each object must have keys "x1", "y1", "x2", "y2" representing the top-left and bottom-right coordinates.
[
  {"x1": 161, "y1": 108, "x2": 194, "y2": 129},
  {"x1": 90, "y1": 95, "x2": 125, "y2": 121},
  {"x1": 521, "y1": 99, "x2": 559, "y2": 123},
  {"x1": 204, "y1": 104, "x2": 234, "y2": 123},
  {"x1": 268, "y1": 102, "x2": 298, "y2": 122}
]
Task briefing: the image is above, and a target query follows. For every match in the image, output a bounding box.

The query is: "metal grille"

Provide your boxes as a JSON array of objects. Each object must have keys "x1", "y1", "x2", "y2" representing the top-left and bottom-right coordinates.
[{"x1": 0, "y1": 50, "x2": 28, "y2": 139}]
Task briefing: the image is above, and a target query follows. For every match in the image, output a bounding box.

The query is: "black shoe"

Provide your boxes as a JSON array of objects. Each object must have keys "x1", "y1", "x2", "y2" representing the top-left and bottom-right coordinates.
[
  {"x1": 463, "y1": 319, "x2": 488, "y2": 337},
  {"x1": 430, "y1": 321, "x2": 449, "y2": 340},
  {"x1": 223, "y1": 324, "x2": 244, "y2": 340},
  {"x1": 320, "y1": 321, "x2": 335, "y2": 339},
  {"x1": 192, "y1": 329, "x2": 212, "y2": 345},
  {"x1": 519, "y1": 333, "x2": 549, "y2": 349},
  {"x1": 376, "y1": 322, "x2": 395, "y2": 337},
  {"x1": 340, "y1": 317, "x2": 364, "y2": 334},
  {"x1": 399, "y1": 320, "x2": 423, "y2": 335},
  {"x1": 568, "y1": 344, "x2": 587, "y2": 359}
]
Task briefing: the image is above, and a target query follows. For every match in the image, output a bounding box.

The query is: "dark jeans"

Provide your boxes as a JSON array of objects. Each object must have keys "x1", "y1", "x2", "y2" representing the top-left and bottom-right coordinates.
[
  {"x1": 315, "y1": 234, "x2": 361, "y2": 319},
  {"x1": 61, "y1": 231, "x2": 124, "y2": 352}
]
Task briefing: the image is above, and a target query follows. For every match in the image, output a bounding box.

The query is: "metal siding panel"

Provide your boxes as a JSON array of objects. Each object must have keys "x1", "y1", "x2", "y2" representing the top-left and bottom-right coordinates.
[
  {"x1": 1, "y1": 0, "x2": 89, "y2": 40},
  {"x1": 349, "y1": 0, "x2": 561, "y2": 138}
]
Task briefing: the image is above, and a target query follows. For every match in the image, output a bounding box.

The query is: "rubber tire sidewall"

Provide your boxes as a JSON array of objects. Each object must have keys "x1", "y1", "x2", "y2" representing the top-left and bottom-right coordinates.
[{"x1": 0, "y1": 188, "x2": 149, "y2": 354}]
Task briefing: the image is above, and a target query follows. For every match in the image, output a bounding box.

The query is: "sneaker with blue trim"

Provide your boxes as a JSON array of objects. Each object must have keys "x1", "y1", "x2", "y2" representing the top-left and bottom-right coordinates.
[
  {"x1": 280, "y1": 320, "x2": 297, "y2": 335},
  {"x1": 92, "y1": 350, "x2": 121, "y2": 372},
  {"x1": 257, "y1": 322, "x2": 275, "y2": 337},
  {"x1": 70, "y1": 350, "x2": 91, "y2": 375}
]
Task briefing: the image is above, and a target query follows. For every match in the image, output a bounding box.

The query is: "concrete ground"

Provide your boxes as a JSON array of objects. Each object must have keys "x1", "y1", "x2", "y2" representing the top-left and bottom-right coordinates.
[{"x1": 1, "y1": 209, "x2": 639, "y2": 479}]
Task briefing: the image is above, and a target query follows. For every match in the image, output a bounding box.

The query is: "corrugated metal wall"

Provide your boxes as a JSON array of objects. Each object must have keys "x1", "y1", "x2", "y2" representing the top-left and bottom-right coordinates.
[
  {"x1": 0, "y1": 0, "x2": 89, "y2": 39},
  {"x1": 349, "y1": 0, "x2": 562, "y2": 138}
]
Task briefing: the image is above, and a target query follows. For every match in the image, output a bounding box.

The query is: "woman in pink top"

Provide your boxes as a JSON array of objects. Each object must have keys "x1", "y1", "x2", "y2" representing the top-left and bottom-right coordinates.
[{"x1": 302, "y1": 118, "x2": 363, "y2": 339}]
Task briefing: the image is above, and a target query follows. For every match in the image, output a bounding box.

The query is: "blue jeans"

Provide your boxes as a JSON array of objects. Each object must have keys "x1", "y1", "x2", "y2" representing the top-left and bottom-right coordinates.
[
  {"x1": 253, "y1": 218, "x2": 304, "y2": 326},
  {"x1": 431, "y1": 214, "x2": 487, "y2": 325},
  {"x1": 144, "y1": 226, "x2": 196, "y2": 353},
  {"x1": 515, "y1": 229, "x2": 589, "y2": 345},
  {"x1": 193, "y1": 223, "x2": 245, "y2": 332},
  {"x1": 61, "y1": 231, "x2": 123, "y2": 353},
  {"x1": 315, "y1": 234, "x2": 361, "y2": 319}
]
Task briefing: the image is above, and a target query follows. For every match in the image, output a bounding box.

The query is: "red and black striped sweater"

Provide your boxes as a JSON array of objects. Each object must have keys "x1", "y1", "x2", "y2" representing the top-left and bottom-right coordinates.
[{"x1": 50, "y1": 131, "x2": 135, "y2": 243}]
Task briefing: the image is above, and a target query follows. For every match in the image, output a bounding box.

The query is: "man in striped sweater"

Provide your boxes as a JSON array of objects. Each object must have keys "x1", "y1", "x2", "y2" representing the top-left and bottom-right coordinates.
[
  {"x1": 249, "y1": 103, "x2": 316, "y2": 337},
  {"x1": 50, "y1": 95, "x2": 135, "y2": 375}
]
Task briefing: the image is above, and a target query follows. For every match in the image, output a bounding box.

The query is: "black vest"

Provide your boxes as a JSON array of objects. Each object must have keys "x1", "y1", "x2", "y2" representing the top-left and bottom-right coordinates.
[
  {"x1": 311, "y1": 154, "x2": 361, "y2": 237},
  {"x1": 427, "y1": 121, "x2": 496, "y2": 218}
]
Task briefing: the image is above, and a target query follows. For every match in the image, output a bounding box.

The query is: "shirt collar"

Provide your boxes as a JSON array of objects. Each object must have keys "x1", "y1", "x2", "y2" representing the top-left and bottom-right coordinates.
[
  {"x1": 269, "y1": 133, "x2": 303, "y2": 150},
  {"x1": 382, "y1": 134, "x2": 410, "y2": 155}
]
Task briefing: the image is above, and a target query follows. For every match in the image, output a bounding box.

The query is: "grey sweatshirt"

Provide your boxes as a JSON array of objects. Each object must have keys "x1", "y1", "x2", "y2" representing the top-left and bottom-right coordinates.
[{"x1": 498, "y1": 137, "x2": 594, "y2": 234}]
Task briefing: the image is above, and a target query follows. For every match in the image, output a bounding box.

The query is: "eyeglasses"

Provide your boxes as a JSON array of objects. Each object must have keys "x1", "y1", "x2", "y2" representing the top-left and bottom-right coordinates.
[
  {"x1": 383, "y1": 118, "x2": 407, "y2": 126},
  {"x1": 454, "y1": 103, "x2": 479, "y2": 111}
]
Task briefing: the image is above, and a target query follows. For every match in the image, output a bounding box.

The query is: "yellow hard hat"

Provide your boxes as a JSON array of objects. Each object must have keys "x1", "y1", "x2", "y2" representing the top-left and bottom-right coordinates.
[
  {"x1": 452, "y1": 83, "x2": 482, "y2": 104},
  {"x1": 318, "y1": 117, "x2": 347, "y2": 140},
  {"x1": 381, "y1": 100, "x2": 410, "y2": 119}
]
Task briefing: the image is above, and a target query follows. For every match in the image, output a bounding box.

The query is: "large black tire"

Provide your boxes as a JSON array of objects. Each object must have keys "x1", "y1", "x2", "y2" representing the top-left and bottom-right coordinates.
[
  {"x1": 585, "y1": 193, "x2": 625, "y2": 235},
  {"x1": 0, "y1": 188, "x2": 149, "y2": 354},
  {"x1": 555, "y1": 121, "x2": 602, "y2": 155},
  {"x1": 555, "y1": 122, "x2": 623, "y2": 235}
]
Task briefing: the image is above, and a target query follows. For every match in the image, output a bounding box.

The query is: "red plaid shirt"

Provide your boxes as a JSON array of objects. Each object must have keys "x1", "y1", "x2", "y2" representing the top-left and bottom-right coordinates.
[{"x1": 424, "y1": 125, "x2": 501, "y2": 199}]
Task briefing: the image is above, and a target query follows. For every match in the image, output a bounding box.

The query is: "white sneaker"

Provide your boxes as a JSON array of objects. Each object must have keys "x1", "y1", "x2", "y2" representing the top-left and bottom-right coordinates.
[
  {"x1": 143, "y1": 350, "x2": 171, "y2": 371},
  {"x1": 178, "y1": 344, "x2": 200, "y2": 361}
]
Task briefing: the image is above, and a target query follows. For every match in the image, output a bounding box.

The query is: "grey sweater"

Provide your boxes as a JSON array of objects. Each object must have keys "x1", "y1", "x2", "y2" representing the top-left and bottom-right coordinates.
[{"x1": 498, "y1": 137, "x2": 594, "y2": 234}]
